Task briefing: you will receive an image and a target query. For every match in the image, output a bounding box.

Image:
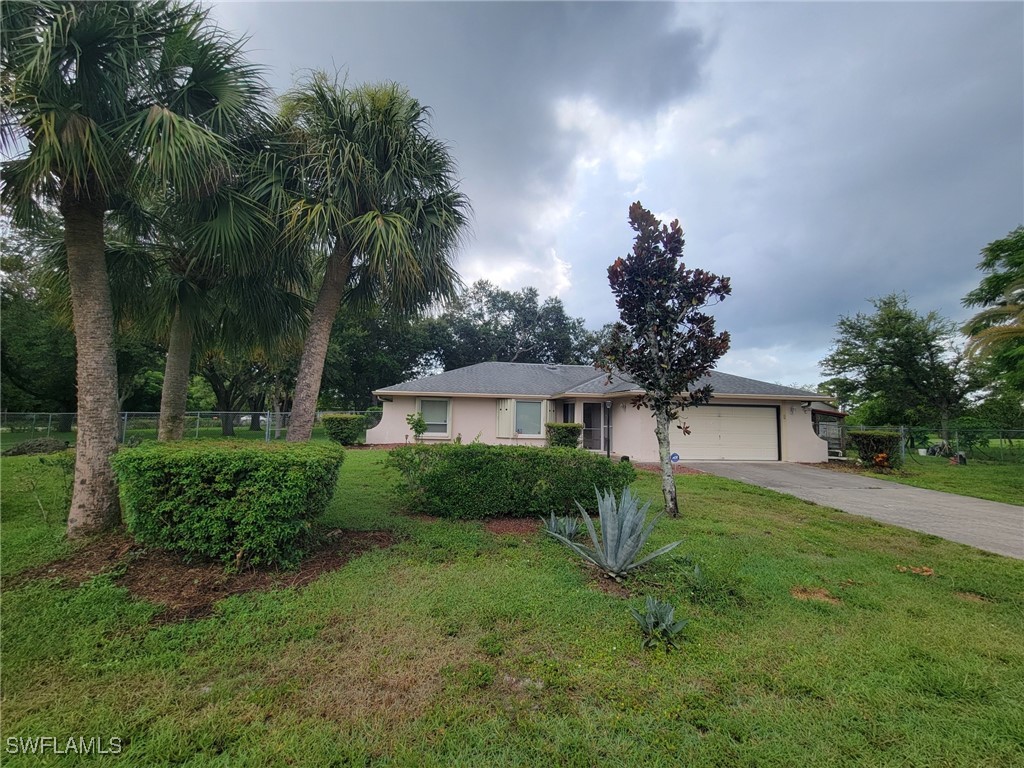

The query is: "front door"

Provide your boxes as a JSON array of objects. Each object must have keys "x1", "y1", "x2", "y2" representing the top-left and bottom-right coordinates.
[{"x1": 582, "y1": 402, "x2": 603, "y2": 450}]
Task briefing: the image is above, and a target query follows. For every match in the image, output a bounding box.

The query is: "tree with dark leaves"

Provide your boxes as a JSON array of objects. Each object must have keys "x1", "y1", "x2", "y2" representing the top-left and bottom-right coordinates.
[{"x1": 599, "y1": 202, "x2": 731, "y2": 518}]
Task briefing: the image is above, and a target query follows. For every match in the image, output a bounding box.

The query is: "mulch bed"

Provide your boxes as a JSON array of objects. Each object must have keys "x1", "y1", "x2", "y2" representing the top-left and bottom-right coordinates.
[
  {"x1": 633, "y1": 462, "x2": 706, "y2": 475},
  {"x1": 804, "y1": 461, "x2": 909, "y2": 478},
  {"x1": 12, "y1": 528, "x2": 397, "y2": 623}
]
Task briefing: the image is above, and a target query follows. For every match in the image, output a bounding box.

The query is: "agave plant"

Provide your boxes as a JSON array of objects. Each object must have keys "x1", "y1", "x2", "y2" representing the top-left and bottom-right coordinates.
[
  {"x1": 540, "y1": 512, "x2": 581, "y2": 540},
  {"x1": 630, "y1": 596, "x2": 689, "y2": 652},
  {"x1": 546, "y1": 487, "x2": 681, "y2": 580}
]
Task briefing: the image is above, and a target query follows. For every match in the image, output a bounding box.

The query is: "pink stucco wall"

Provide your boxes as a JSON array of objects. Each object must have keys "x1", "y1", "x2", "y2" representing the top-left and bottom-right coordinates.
[
  {"x1": 364, "y1": 395, "x2": 547, "y2": 447},
  {"x1": 366, "y1": 394, "x2": 828, "y2": 463}
]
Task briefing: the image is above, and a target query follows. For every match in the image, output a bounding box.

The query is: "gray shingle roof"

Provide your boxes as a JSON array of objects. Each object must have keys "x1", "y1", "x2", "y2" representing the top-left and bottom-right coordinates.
[{"x1": 375, "y1": 362, "x2": 823, "y2": 400}]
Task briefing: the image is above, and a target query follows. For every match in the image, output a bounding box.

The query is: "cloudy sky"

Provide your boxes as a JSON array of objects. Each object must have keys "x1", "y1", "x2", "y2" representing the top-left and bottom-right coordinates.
[{"x1": 211, "y1": 1, "x2": 1023, "y2": 386}]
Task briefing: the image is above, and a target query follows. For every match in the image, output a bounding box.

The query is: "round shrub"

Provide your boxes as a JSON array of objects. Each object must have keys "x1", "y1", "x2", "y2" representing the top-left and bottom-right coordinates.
[
  {"x1": 387, "y1": 443, "x2": 637, "y2": 519},
  {"x1": 111, "y1": 441, "x2": 345, "y2": 568},
  {"x1": 546, "y1": 422, "x2": 583, "y2": 448},
  {"x1": 322, "y1": 414, "x2": 366, "y2": 445}
]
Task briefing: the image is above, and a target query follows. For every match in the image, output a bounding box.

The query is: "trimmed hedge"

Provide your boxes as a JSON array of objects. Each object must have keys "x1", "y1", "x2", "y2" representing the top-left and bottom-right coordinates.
[
  {"x1": 546, "y1": 422, "x2": 583, "y2": 448},
  {"x1": 111, "y1": 441, "x2": 345, "y2": 568},
  {"x1": 848, "y1": 430, "x2": 903, "y2": 469},
  {"x1": 322, "y1": 413, "x2": 366, "y2": 445},
  {"x1": 387, "y1": 443, "x2": 636, "y2": 520}
]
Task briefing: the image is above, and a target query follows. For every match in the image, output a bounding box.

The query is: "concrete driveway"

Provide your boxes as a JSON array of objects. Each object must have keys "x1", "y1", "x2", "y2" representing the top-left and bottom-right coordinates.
[{"x1": 693, "y1": 462, "x2": 1024, "y2": 559}]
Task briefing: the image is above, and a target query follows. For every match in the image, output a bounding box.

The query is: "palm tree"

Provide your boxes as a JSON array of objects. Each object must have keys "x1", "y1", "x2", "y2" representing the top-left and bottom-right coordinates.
[
  {"x1": 964, "y1": 278, "x2": 1024, "y2": 360},
  {"x1": 279, "y1": 74, "x2": 470, "y2": 442},
  {"x1": 1, "y1": 1, "x2": 267, "y2": 536},
  {"x1": 151, "y1": 155, "x2": 309, "y2": 442}
]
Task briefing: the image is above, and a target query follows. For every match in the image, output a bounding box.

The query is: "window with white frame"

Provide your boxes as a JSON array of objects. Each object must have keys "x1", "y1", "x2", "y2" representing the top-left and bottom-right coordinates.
[
  {"x1": 418, "y1": 398, "x2": 450, "y2": 435},
  {"x1": 514, "y1": 400, "x2": 543, "y2": 436}
]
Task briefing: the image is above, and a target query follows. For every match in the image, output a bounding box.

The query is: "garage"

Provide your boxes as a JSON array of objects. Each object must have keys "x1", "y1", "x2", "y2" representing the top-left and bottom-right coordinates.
[{"x1": 670, "y1": 405, "x2": 780, "y2": 461}]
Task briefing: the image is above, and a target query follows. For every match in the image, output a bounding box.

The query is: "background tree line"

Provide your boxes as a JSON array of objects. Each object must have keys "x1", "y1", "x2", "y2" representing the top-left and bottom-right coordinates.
[
  {"x1": 2, "y1": 254, "x2": 604, "y2": 416},
  {"x1": 819, "y1": 226, "x2": 1024, "y2": 437}
]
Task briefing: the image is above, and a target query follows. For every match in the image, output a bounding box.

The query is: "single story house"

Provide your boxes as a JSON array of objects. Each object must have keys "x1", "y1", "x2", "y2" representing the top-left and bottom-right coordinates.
[{"x1": 366, "y1": 362, "x2": 833, "y2": 463}]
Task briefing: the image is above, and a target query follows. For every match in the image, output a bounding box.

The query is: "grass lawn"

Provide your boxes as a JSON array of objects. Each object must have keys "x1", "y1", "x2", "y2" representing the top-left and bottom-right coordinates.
[
  {"x1": 0, "y1": 426, "x2": 332, "y2": 451},
  {"x1": 2, "y1": 450, "x2": 1023, "y2": 766},
  {"x1": 836, "y1": 454, "x2": 1024, "y2": 506}
]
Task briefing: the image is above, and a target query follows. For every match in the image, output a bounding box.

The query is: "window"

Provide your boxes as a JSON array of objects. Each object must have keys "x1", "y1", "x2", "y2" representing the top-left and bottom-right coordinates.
[
  {"x1": 514, "y1": 400, "x2": 543, "y2": 436},
  {"x1": 419, "y1": 399, "x2": 449, "y2": 435},
  {"x1": 562, "y1": 402, "x2": 575, "y2": 423}
]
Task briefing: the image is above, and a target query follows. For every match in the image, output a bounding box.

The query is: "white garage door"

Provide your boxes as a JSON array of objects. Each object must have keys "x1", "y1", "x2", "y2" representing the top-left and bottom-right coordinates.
[{"x1": 670, "y1": 406, "x2": 779, "y2": 461}]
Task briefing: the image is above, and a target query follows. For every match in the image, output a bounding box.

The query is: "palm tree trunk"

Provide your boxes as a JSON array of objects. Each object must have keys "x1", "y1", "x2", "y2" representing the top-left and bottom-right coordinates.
[
  {"x1": 288, "y1": 251, "x2": 352, "y2": 442},
  {"x1": 654, "y1": 408, "x2": 679, "y2": 517},
  {"x1": 62, "y1": 199, "x2": 122, "y2": 537},
  {"x1": 157, "y1": 308, "x2": 193, "y2": 441}
]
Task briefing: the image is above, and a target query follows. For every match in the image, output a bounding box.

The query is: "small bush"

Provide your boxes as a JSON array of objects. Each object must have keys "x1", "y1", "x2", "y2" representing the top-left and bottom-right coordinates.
[
  {"x1": 406, "y1": 412, "x2": 427, "y2": 441},
  {"x1": 540, "y1": 512, "x2": 581, "y2": 540},
  {"x1": 387, "y1": 443, "x2": 636, "y2": 519},
  {"x1": 111, "y1": 441, "x2": 345, "y2": 568},
  {"x1": 546, "y1": 422, "x2": 583, "y2": 448},
  {"x1": 322, "y1": 414, "x2": 366, "y2": 446},
  {"x1": 631, "y1": 596, "x2": 689, "y2": 652},
  {"x1": 848, "y1": 430, "x2": 903, "y2": 469}
]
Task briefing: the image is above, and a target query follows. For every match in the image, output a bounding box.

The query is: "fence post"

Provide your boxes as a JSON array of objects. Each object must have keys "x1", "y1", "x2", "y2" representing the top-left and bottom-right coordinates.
[
  {"x1": 265, "y1": 411, "x2": 271, "y2": 442},
  {"x1": 195, "y1": 413, "x2": 201, "y2": 439},
  {"x1": 899, "y1": 425, "x2": 906, "y2": 464},
  {"x1": 46, "y1": 413, "x2": 53, "y2": 437}
]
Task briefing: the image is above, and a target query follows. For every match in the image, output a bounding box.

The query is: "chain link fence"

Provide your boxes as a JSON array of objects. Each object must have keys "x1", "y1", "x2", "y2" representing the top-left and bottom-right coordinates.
[
  {"x1": 0, "y1": 410, "x2": 383, "y2": 448},
  {"x1": 818, "y1": 423, "x2": 1024, "y2": 464}
]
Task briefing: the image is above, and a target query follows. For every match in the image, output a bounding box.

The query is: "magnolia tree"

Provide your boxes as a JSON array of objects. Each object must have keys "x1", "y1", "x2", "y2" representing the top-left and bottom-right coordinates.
[{"x1": 599, "y1": 202, "x2": 731, "y2": 517}]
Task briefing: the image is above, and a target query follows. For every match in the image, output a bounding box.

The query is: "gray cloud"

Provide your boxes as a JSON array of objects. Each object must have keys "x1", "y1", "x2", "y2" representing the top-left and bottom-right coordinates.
[{"x1": 211, "y1": 1, "x2": 1022, "y2": 385}]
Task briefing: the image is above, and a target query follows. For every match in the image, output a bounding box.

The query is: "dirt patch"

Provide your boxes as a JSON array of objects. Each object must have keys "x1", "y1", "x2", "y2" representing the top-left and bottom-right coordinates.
[
  {"x1": 269, "y1": 620, "x2": 478, "y2": 725},
  {"x1": 13, "y1": 528, "x2": 397, "y2": 623},
  {"x1": 484, "y1": 518, "x2": 539, "y2": 537},
  {"x1": 791, "y1": 586, "x2": 841, "y2": 605},
  {"x1": 955, "y1": 591, "x2": 993, "y2": 604},
  {"x1": 634, "y1": 463, "x2": 706, "y2": 475},
  {"x1": 896, "y1": 564, "x2": 935, "y2": 577},
  {"x1": 590, "y1": 575, "x2": 631, "y2": 598},
  {"x1": 13, "y1": 531, "x2": 135, "y2": 586}
]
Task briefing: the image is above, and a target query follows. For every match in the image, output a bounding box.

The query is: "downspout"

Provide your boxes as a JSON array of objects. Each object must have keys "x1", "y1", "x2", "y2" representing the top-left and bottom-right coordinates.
[{"x1": 605, "y1": 400, "x2": 612, "y2": 458}]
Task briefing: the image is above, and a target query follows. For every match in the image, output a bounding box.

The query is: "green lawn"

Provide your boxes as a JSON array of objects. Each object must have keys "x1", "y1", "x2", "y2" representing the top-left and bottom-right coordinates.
[
  {"x1": 850, "y1": 454, "x2": 1024, "y2": 506},
  {"x1": 2, "y1": 450, "x2": 1023, "y2": 766},
  {"x1": 0, "y1": 426, "x2": 331, "y2": 451}
]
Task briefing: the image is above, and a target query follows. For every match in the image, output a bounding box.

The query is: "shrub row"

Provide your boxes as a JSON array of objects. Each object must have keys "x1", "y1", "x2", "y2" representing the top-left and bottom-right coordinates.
[
  {"x1": 848, "y1": 430, "x2": 903, "y2": 469},
  {"x1": 546, "y1": 422, "x2": 583, "y2": 448},
  {"x1": 387, "y1": 443, "x2": 636, "y2": 520},
  {"x1": 322, "y1": 413, "x2": 366, "y2": 445},
  {"x1": 111, "y1": 441, "x2": 345, "y2": 568}
]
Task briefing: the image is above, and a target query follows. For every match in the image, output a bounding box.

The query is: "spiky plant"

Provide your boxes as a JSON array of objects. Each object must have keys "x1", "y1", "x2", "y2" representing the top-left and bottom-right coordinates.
[
  {"x1": 546, "y1": 487, "x2": 681, "y2": 580},
  {"x1": 540, "y1": 512, "x2": 581, "y2": 540},
  {"x1": 630, "y1": 596, "x2": 689, "y2": 652}
]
